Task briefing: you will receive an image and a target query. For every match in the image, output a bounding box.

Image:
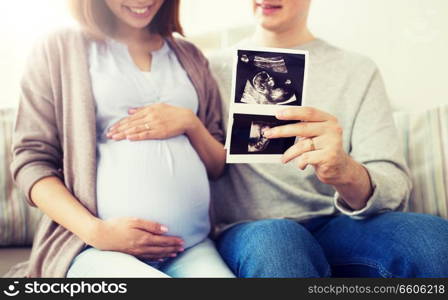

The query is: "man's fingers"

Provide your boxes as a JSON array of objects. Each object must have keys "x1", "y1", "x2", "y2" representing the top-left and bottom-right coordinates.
[
  {"x1": 276, "y1": 107, "x2": 337, "y2": 122},
  {"x1": 282, "y1": 138, "x2": 319, "y2": 164},
  {"x1": 265, "y1": 121, "x2": 326, "y2": 139},
  {"x1": 297, "y1": 150, "x2": 324, "y2": 170}
]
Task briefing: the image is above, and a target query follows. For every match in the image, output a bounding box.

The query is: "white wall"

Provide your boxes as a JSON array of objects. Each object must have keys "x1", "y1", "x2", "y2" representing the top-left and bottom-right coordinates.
[
  {"x1": 1, "y1": 0, "x2": 447, "y2": 112},
  {"x1": 308, "y1": 0, "x2": 448, "y2": 111},
  {"x1": 180, "y1": 0, "x2": 253, "y2": 36},
  {"x1": 0, "y1": 0, "x2": 74, "y2": 108}
]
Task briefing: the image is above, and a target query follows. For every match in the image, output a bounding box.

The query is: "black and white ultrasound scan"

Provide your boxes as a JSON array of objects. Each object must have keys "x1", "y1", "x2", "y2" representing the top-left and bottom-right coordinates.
[
  {"x1": 229, "y1": 114, "x2": 296, "y2": 161},
  {"x1": 226, "y1": 47, "x2": 308, "y2": 164},
  {"x1": 248, "y1": 121, "x2": 273, "y2": 153},
  {"x1": 234, "y1": 49, "x2": 307, "y2": 106}
]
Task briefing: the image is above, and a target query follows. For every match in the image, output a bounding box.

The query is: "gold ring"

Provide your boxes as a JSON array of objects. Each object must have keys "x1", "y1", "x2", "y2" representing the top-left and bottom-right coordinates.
[{"x1": 309, "y1": 138, "x2": 316, "y2": 151}]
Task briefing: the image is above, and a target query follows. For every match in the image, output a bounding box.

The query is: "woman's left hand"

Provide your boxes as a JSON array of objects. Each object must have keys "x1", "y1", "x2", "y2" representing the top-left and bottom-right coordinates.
[
  {"x1": 107, "y1": 103, "x2": 197, "y2": 141},
  {"x1": 264, "y1": 107, "x2": 351, "y2": 186}
]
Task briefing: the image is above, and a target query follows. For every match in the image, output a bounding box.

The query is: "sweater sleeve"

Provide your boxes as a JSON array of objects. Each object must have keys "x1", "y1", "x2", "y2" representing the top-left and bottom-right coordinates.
[
  {"x1": 10, "y1": 37, "x2": 64, "y2": 207},
  {"x1": 334, "y1": 68, "x2": 412, "y2": 217}
]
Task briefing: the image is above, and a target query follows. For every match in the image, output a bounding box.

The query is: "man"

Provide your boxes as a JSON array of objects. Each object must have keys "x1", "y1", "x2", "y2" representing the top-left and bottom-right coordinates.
[{"x1": 210, "y1": 0, "x2": 448, "y2": 277}]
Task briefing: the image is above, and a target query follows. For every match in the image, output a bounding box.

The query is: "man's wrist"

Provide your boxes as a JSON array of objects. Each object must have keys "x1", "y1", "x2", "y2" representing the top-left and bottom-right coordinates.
[
  {"x1": 333, "y1": 157, "x2": 373, "y2": 210},
  {"x1": 333, "y1": 154, "x2": 359, "y2": 187}
]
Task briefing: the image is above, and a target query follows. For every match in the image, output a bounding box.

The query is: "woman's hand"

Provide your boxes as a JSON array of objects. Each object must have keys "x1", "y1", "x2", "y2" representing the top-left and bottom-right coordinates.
[
  {"x1": 107, "y1": 103, "x2": 198, "y2": 141},
  {"x1": 106, "y1": 103, "x2": 226, "y2": 178},
  {"x1": 88, "y1": 217, "x2": 185, "y2": 261},
  {"x1": 265, "y1": 107, "x2": 373, "y2": 210}
]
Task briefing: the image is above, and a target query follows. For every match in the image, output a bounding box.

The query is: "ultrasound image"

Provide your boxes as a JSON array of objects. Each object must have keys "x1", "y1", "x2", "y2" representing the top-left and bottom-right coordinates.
[
  {"x1": 254, "y1": 56, "x2": 288, "y2": 73},
  {"x1": 248, "y1": 121, "x2": 273, "y2": 152},
  {"x1": 235, "y1": 50, "x2": 306, "y2": 106},
  {"x1": 242, "y1": 70, "x2": 296, "y2": 105},
  {"x1": 230, "y1": 114, "x2": 296, "y2": 155}
]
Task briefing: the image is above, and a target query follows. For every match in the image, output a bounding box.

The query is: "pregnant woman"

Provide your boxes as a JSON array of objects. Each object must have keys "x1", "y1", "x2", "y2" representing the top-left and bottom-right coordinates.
[{"x1": 8, "y1": 0, "x2": 233, "y2": 278}]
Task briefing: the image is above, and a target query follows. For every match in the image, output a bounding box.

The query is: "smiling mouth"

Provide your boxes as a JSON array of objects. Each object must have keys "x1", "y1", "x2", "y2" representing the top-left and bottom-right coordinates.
[{"x1": 124, "y1": 5, "x2": 151, "y2": 15}]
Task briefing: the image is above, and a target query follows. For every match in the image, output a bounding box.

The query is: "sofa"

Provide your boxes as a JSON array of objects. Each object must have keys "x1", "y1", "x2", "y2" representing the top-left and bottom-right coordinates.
[
  {"x1": 1, "y1": 35, "x2": 447, "y2": 276},
  {"x1": 0, "y1": 108, "x2": 41, "y2": 276}
]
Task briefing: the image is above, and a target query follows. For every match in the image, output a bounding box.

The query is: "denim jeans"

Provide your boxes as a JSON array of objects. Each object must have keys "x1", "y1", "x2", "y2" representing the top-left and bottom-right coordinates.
[
  {"x1": 216, "y1": 212, "x2": 448, "y2": 278},
  {"x1": 67, "y1": 238, "x2": 235, "y2": 278}
]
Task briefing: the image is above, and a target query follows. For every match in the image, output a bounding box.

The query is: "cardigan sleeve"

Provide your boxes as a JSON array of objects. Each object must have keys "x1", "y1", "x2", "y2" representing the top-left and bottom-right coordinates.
[
  {"x1": 10, "y1": 36, "x2": 64, "y2": 207},
  {"x1": 169, "y1": 38, "x2": 225, "y2": 144},
  {"x1": 201, "y1": 58, "x2": 225, "y2": 144}
]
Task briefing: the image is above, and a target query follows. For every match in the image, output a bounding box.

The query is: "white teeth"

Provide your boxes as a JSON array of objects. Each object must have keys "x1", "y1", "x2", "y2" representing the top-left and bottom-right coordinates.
[{"x1": 129, "y1": 7, "x2": 148, "y2": 14}]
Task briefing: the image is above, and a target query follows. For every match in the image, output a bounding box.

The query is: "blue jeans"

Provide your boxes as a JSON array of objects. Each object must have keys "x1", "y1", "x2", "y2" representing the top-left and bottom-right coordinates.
[
  {"x1": 216, "y1": 212, "x2": 448, "y2": 278},
  {"x1": 67, "y1": 238, "x2": 234, "y2": 278}
]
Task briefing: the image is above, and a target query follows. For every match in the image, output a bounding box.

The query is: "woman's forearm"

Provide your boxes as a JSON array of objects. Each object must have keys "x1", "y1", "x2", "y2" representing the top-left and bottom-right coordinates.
[
  {"x1": 186, "y1": 116, "x2": 226, "y2": 180},
  {"x1": 30, "y1": 176, "x2": 101, "y2": 245}
]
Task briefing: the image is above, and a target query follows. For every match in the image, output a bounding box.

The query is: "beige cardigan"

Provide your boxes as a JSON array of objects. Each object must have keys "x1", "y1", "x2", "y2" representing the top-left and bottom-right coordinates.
[{"x1": 7, "y1": 28, "x2": 224, "y2": 278}]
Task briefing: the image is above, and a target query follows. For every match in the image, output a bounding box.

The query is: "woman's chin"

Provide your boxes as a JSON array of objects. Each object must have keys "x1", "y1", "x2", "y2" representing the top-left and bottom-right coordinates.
[{"x1": 123, "y1": 20, "x2": 152, "y2": 31}]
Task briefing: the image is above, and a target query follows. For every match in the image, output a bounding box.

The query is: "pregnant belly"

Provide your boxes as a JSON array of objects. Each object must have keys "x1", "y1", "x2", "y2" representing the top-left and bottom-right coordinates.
[{"x1": 96, "y1": 135, "x2": 210, "y2": 248}]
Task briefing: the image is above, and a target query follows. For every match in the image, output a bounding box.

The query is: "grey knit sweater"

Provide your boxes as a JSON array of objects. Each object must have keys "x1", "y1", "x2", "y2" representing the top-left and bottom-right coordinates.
[{"x1": 209, "y1": 38, "x2": 412, "y2": 234}]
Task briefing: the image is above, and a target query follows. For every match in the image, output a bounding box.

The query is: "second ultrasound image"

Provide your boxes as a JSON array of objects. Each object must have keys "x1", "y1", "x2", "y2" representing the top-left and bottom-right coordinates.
[{"x1": 229, "y1": 114, "x2": 296, "y2": 155}]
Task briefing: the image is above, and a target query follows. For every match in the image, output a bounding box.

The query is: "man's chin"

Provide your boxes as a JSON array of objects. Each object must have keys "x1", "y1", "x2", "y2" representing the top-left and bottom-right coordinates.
[{"x1": 256, "y1": 18, "x2": 284, "y2": 32}]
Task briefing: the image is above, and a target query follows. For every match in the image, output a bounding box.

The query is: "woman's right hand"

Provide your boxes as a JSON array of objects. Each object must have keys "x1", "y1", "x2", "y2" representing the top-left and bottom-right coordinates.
[
  {"x1": 107, "y1": 103, "x2": 197, "y2": 142},
  {"x1": 88, "y1": 217, "x2": 185, "y2": 261}
]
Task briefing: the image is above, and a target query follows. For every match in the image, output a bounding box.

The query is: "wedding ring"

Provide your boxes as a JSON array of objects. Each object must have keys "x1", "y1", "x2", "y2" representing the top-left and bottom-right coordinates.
[{"x1": 309, "y1": 138, "x2": 316, "y2": 151}]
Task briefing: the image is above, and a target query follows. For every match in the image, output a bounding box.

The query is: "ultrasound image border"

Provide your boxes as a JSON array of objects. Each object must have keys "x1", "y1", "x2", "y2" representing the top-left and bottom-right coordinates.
[
  {"x1": 232, "y1": 47, "x2": 309, "y2": 107},
  {"x1": 225, "y1": 46, "x2": 308, "y2": 164},
  {"x1": 226, "y1": 111, "x2": 299, "y2": 164}
]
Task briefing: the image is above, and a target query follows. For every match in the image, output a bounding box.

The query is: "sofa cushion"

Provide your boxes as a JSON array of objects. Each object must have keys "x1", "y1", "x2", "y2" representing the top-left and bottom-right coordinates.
[
  {"x1": 394, "y1": 105, "x2": 448, "y2": 219},
  {"x1": 0, "y1": 247, "x2": 31, "y2": 277},
  {"x1": 0, "y1": 108, "x2": 42, "y2": 246}
]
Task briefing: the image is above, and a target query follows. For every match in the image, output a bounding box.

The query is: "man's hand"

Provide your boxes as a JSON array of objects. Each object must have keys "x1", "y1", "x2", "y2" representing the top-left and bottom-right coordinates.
[
  {"x1": 265, "y1": 107, "x2": 350, "y2": 185},
  {"x1": 265, "y1": 107, "x2": 373, "y2": 210}
]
